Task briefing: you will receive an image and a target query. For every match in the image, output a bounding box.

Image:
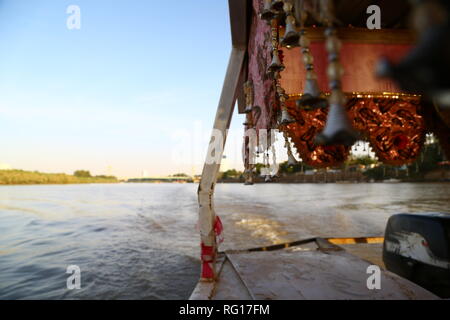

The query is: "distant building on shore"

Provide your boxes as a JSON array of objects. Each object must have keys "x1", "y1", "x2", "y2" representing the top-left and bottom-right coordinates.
[{"x1": 127, "y1": 176, "x2": 194, "y2": 183}]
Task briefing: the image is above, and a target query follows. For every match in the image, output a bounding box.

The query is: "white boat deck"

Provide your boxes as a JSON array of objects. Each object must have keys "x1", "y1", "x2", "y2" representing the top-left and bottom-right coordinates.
[{"x1": 190, "y1": 239, "x2": 438, "y2": 300}]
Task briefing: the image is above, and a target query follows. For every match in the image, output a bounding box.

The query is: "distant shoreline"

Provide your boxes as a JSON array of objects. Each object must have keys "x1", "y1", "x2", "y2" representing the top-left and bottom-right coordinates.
[
  {"x1": 217, "y1": 180, "x2": 450, "y2": 184},
  {"x1": 1, "y1": 180, "x2": 449, "y2": 186},
  {"x1": 2, "y1": 168, "x2": 448, "y2": 186},
  {"x1": 0, "y1": 170, "x2": 119, "y2": 186}
]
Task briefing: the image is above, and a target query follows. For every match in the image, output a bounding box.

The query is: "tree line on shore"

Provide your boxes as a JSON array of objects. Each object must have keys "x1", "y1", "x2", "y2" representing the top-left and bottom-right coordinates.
[
  {"x1": 0, "y1": 169, "x2": 118, "y2": 185},
  {"x1": 1, "y1": 143, "x2": 445, "y2": 185},
  {"x1": 219, "y1": 142, "x2": 448, "y2": 182}
]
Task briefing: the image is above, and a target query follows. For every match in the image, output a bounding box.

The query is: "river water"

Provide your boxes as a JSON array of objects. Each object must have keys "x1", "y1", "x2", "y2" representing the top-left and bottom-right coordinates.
[{"x1": 0, "y1": 183, "x2": 448, "y2": 300}]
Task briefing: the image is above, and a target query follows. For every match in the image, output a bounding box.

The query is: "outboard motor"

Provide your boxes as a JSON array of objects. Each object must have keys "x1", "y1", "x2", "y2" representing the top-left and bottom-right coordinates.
[{"x1": 383, "y1": 213, "x2": 450, "y2": 298}]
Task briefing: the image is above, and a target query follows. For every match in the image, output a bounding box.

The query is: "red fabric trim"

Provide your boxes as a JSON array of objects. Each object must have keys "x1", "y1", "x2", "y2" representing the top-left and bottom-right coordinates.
[
  {"x1": 201, "y1": 244, "x2": 215, "y2": 279},
  {"x1": 201, "y1": 262, "x2": 214, "y2": 279},
  {"x1": 201, "y1": 243, "x2": 214, "y2": 262},
  {"x1": 199, "y1": 216, "x2": 225, "y2": 280},
  {"x1": 280, "y1": 43, "x2": 413, "y2": 95},
  {"x1": 214, "y1": 216, "x2": 224, "y2": 244}
]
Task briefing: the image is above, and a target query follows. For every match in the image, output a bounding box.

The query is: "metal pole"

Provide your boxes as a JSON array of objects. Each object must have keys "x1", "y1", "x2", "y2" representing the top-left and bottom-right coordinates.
[{"x1": 198, "y1": 48, "x2": 246, "y2": 281}]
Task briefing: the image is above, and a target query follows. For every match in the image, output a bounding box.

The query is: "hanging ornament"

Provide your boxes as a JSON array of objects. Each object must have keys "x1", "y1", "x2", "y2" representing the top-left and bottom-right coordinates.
[
  {"x1": 243, "y1": 111, "x2": 256, "y2": 186},
  {"x1": 266, "y1": 17, "x2": 295, "y2": 127},
  {"x1": 268, "y1": 19, "x2": 285, "y2": 76},
  {"x1": 296, "y1": 0, "x2": 328, "y2": 111},
  {"x1": 264, "y1": 152, "x2": 273, "y2": 182},
  {"x1": 261, "y1": 0, "x2": 276, "y2": 22},
  {"x1": 243, "y1": 81, "x2": 256, "y2": 114},
  {"x1": 284, "y1": 132, "x2": 298, "y2": 166},
  {"x1": 271, "y1": 0, "x2": 285, "y2": 13},
  {"x1": 244, "y1": 168, "x2": 255, "y2": 186},
  {"x1": 314, "y1": 0, "x2": 359, "y2": 146},
  {"x1": 280, "y1": 0, "x2": 300, "y2": 47},
  {"x1": 252, "y1": 0, "x2": 427, "y2": 169},
  {"x1": 277, "y1": 73, "x2": 296, "y2": 126},
  {"x1": 271, "y1": 144, "x2": 280, "y2": 177}
]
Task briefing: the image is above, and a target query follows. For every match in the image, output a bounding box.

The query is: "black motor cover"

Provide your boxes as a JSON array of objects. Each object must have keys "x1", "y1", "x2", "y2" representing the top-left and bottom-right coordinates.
[{"x1": 383, "y1": 213, "x2": 450, "y2": 298}]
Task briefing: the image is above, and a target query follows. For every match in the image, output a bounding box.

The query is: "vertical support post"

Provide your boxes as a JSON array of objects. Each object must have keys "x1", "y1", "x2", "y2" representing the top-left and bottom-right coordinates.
[{"x1": 198, "y1": 48, "x2": 246, "y2": 281}]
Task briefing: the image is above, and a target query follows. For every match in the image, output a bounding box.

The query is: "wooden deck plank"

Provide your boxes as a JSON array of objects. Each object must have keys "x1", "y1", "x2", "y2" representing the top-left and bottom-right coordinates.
[
  {"x1": 223, "y1": 249, "x2": 437, "y2": 300},
  {"x1": 213, "y1": 260, "x2": 253, "y2": 300},
  {"x1": 190, "y1": 255, "x2": 226, "y2": 300}
]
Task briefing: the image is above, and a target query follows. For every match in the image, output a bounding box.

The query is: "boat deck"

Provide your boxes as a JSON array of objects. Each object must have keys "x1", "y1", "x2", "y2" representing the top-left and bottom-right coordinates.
[{"x1": 190, "y1": 238, "x2": 437, "y2": 300}]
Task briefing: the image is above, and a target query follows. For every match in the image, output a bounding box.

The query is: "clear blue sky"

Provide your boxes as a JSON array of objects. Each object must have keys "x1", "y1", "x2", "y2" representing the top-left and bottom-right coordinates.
[{"x1": 0, "y1": 0, "x2": 246, "y2": 178}]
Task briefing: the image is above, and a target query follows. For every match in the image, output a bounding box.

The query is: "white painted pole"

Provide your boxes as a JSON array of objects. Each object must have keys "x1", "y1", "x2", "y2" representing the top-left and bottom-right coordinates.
[{"x1": 198, "y1": 48, "x2": 246, "y2": 281}]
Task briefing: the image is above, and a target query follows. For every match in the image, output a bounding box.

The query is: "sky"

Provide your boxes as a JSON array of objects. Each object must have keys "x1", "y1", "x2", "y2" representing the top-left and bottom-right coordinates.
[
  {"x1": 0, "y1": 0, "x2": 376, "y2": 179},
  {"x1": 0, "y1": 0, "x2": 249, "y2": 178}
]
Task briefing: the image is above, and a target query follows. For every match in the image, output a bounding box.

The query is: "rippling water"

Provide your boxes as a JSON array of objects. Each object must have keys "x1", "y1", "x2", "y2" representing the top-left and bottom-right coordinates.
[{"x1": 0, "y1": 183, "x2": 449, "y2": 300}]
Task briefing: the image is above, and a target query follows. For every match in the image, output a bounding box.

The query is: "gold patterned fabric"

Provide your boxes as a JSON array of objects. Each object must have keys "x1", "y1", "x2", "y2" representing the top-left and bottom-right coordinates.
[{"x1": 281, "y1": 94, "x2": 426, "y2": 167}]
